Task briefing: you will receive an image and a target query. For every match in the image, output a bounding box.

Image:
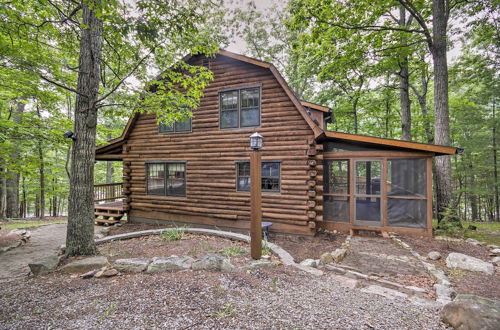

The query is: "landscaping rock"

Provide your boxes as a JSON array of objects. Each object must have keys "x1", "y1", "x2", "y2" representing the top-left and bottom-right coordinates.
[
  {"x1": 299, "y1": 259, "x2": 318, "y2": 268},
  {"x1": 446, "y1": 252, "x2": 495, "y2": 275},
  {"x1": 61, "y1": 256, "x2": 108, "y2": 274},
  {"x1": 360, "y1": 285, "x2": 408, "y2": 300},
  {"x1": 331, "y1": 248, "x2": 347, "y2": 262},
  {"x1": 320, "y1": 252, "x2": 333, "y2": 264},
  {"x1": 427, "y1": 251, "x2": 442, "y2": 260},
  {"x1": 489, "y1": 248, "x2": 500, "y2": 256},
  {"x1": 441, "y1": 294, "x2": 500, "y2": 330},
  {"x1": 246, "y1": 260, "x2": 278, "y2": 270},
  {"x1": 491, "y1": 256, "x2": 500, "y2": 266},
  {"x1": 434, "y1": 283, "x2": 457, "y2": 301},
  {"x1": 146, "y1": 256, "x2": 194, "y2": 273},
  {"x1": 28, "y1": 255, "x2": 60, "y2": 276},
  {"x1": 80, "y1": 270, "x2": 99, "y2": 279},
  {"x1": 114, "y1": 258, "x2": 150, "y2": 273},
  {"x1": 95, "y1": 267, "x2": 119, "y2": 278},
  {"x1": 191, "y1": 254, "x2": 234, "y2": 272},
  {"x1": 465, "y1": 237, "x2": 482, "y2": 246},
  {"x1": 435, "y1": 236, "x2": 462, "y2": 242},
  {"x1": 330, "y1": 274, "x2": 360, "y2": 290}
]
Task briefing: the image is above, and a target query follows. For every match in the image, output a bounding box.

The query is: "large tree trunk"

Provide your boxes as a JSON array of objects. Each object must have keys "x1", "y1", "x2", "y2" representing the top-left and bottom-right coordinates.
[
  {"x1": 493, "y1": 100, "x2": 499, "y2": 221},
  {"x1": 65, "y1": 1, "x2": 103, "y2": 256},
  {"x1": 37, "y1": 106, "x2": 45, "y2": 219},
  {"x1": 6, "y1": 100, "x2": 24, "y2": 218},
  {"x1": 0, "y1": 167, "x2": 6, "y2": 220},
  {"x1": 431, "y1": 0, "x2": 454, "y2": 224}
]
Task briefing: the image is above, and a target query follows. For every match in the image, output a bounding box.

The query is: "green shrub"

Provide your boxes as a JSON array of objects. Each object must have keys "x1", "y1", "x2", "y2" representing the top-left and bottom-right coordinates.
[
  {"x1": 160, "y1": 226, "x2": 187, "y2": 242},
  {"x1": 219, "y1": 245, "x2": 246, "y2": 257}
]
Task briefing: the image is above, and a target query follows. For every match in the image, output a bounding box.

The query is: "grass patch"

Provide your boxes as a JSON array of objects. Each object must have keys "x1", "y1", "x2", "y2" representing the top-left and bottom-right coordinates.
[
  {"x1": 433, "y1": 219, "x2": 500, "y2": 245},
  {"x1": 208, "y1": 303, "x2": 237, "y2": 318},
  {"x1": 1, "y1": 219, "x2": 66, "y2": 230},
  {"x1": 262, "y1": 242, "x2": 271, "y2": 256},
  {"x1": 219, "y1": 245, "x2": 246, "y2": 257},
  {"x1": 159, "y1": 226, "x2": 187, "y2": 242}
]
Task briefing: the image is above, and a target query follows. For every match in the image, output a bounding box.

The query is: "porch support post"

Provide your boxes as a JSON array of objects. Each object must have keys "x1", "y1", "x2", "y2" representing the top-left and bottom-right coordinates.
[{"x1": 250, "y1": 151, "x2": 262, "y2": 260}]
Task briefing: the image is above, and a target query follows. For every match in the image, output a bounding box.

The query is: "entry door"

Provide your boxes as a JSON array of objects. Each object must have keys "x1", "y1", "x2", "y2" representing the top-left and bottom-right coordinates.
[{"x1": 354, "y1": 160, "x2": 382, "y2": 227}]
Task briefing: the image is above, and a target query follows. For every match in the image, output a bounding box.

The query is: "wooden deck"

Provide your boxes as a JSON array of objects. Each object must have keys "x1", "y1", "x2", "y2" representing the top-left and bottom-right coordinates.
[{"x1": 94, "y1": 200, "x2": 125, "y2": 225}]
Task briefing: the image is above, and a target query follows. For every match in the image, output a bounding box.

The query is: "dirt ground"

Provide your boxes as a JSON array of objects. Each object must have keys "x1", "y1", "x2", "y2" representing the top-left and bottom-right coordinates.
[{"x1": 402, "y1": 236, "x2": 500, "y2": 300}]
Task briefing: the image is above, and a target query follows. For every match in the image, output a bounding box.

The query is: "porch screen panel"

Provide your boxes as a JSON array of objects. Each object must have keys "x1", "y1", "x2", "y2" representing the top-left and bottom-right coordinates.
[
  {"x1": 324, "y1": 160, "x2": 350, "y2": 222},
  {"x1": 387, "y1": 158, "x2": 427, "y2": 228}
]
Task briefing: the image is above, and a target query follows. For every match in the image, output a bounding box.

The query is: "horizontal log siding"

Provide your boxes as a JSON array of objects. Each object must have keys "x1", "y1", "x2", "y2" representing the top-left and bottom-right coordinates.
[{"x1": 126, "y1": 55, "x2": 316, "y2": 235}]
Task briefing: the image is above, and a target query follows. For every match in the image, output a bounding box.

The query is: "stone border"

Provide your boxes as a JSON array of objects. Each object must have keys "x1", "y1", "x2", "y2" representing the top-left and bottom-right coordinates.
[
  {"x1": 391, "y1": 236, "x2": 455, "y2": 305},
  {"x1": 0, "y1": 229, "x2": 31, "y2": 253},
  {"x1": 95, "y1": 227, "x2": 323, "y2": 276}
]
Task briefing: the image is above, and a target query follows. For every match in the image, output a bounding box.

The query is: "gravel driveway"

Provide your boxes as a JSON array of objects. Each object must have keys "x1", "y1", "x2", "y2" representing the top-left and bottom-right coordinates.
[{"x1": 0, "y1": 266, "x2": 447, "y2": 329}]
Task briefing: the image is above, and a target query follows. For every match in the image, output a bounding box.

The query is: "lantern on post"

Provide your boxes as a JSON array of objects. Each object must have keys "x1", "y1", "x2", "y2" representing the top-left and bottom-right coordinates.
[{"x1": 249, "y1": 132, "x2": 263, "y2": 259}]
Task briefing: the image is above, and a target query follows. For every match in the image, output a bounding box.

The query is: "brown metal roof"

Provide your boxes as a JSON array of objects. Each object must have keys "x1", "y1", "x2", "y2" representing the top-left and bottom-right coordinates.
[{"x1": 318, "y1": 131, "x2": 461, "y2": 156}]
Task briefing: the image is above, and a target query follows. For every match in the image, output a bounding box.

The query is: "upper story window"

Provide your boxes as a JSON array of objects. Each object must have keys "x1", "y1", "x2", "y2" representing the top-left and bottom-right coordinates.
[
  {"x1": 159, "y1": 109, "x2": 192, "y2": 133},
  {"x1": 220, "y1": 86, "x2": 260, "y2": 129}
]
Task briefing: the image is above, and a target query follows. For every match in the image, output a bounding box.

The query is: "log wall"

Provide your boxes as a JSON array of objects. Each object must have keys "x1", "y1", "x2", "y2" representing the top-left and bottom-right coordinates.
[{"x1": 125, "y1": 54, "x2": 318, "y2": 235}]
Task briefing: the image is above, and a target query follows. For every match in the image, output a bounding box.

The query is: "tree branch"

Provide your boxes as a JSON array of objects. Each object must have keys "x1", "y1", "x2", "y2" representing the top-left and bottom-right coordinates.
[{"x1": 39, "y1": 74, "x2": 87, "y2": 98}]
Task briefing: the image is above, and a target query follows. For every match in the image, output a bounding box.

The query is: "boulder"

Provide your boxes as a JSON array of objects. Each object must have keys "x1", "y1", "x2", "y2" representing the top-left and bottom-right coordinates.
[
  {"x1": 29, "y1": 255, "x2": 60, "y2": 276},
  {"x1": 191, "y1": 254, "x2": 234, "y2": 272},
  {"x1": 434, "y1": 283, "x2": 457, "y2": 301},
  {"x1": 146, "y1": 256, "x2": 194, "y2": 273},
  {"x1": 435, "y1": 236, "x2": 462, "y2": 243},
  {"x1": 299, "y1": 259, "x2": 318, "y2": 268},
  {"x1": 427, "y1": 251, "x2": 442, "y2": 260},
  {"x1": 331, "y1": 248, "x2": 347, "y2": 262},
  {"x1": 114, "y1": 258, "x2": 150, "y2": 273},
  {"x1": 491, "y1": 256, "x2": 500, "y2": 266},
  {"x1": 441, "y1": 294, "x2": 500, "y2": 330},
  {"x1": 246, "y1": 260, "x2": 278, "y2": 270},
  {"x1": 61, "y1": 256, "x2": 108, "y2": 274},
  {"x1": 446, "y1": 253, "x2": 495, "y2": 275},
  {"x1": 465, "y1": 238, "x2": 483, "y2": 246},
  {"x1": 320, "y1": 252, "x2": 333, "y2": 264}
]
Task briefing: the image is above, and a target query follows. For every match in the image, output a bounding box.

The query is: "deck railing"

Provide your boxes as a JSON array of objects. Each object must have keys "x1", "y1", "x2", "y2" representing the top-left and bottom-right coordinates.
[{"x1": 94, "y1": 182, "x2": 123, "y2": 202}]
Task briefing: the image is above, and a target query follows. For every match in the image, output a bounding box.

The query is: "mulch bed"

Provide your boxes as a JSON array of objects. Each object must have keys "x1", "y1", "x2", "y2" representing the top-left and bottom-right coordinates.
[
  {"x1": 402, "y1": 236, "x2": 500, "y2": 300},
  {"x1": 270, "y1": 231, "x2": 346, "y2": 262},
  {"x1": 98, "y1": 234, "x2": 253, "y2": 267}
]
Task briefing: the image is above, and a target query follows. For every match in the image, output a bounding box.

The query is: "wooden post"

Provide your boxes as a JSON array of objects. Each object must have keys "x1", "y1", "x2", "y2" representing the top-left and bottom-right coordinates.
[{"x1": 250, "y1": 151, "x2": 262, "y2": 260}]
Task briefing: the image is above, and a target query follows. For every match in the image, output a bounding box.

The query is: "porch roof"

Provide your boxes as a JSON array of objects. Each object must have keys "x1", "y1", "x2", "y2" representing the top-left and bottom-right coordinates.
[{"x1": 317, "y1": 131, "x2": 462, "y2": 156}]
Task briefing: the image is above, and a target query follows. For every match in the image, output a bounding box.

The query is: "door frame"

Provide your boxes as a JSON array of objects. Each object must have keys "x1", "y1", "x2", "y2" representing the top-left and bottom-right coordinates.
[{"x1": 352, "y1": 158, "x2": 384, "y2": 227}]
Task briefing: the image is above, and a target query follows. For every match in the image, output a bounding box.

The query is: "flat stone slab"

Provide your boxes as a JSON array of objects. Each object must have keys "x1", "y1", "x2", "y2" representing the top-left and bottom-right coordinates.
[
  {"x1": 114, "y1": 258, "x2": 151, "y2": 273},
  {"x1": 446, "y1": 252, "x2": 495, "y2": 275},
  {"x1": 146, "y1": 256, "x2": 194, "y2": 273},
  {"x1": 441, "y1": 294, "x2": 500, "y2": 330},
  {"x1": 246, "y1": 260, "x2": 278, "y2": 270},
  {"x1": 29, "y1": 255, "x2": 60, "y2": 276},
  {"x1": 61, "y1": 256, "x2": 108, "y2": 274},
  {"x1": 360, "y1": 284, "x2": 408, "y2": 300}
]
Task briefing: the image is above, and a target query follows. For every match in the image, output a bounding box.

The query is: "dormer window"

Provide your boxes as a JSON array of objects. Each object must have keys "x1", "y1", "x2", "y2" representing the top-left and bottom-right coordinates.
[{"x1": 220, "y1": 86, "x2": 261, "y2": 129}]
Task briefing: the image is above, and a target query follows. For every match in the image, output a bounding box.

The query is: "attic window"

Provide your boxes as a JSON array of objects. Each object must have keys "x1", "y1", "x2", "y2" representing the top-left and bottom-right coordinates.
[{"x1": 220, "y1": 86, "x2": 261, "y2": 129}]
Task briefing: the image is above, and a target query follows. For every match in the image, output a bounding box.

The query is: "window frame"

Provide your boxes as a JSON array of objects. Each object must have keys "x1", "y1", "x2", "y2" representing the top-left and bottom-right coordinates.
[
  {"x1": 158, "y1": 109, "x2": 192, "y2": 134},
  {"x1": 235, "y1": 160, "x2": 281, "y2": 193},
  {"x1": 146, "y1": 161, "x2": 187, "y2": 197},
  {"x1": 219, "y1": 84, "x2": 262, "y2": 130}
]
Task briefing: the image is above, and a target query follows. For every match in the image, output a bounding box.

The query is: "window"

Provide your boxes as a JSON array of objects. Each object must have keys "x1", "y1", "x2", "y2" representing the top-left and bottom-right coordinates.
[
  {"x1": 159, "y1": 109, "x2": 192, "y2": 133},
  {"x1": 236, "y1": 161, "x2": 280, "y2": 192},
  {"x1": 220, "y1": 86, "x2": 260, "y2": 129},
  {"x1": 146, "y1": 162, "x2": 186, "y2": 197}
]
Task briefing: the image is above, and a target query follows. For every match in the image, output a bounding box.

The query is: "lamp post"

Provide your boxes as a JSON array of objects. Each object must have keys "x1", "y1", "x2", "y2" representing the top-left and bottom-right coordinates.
[{"x1": 249, "y1": 132, "x2": 263, "y2": 260}]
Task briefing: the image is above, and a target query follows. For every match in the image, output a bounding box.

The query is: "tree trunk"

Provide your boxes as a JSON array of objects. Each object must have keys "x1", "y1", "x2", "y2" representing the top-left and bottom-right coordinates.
[
  {"x1": 493, "y1": 99, "x2": 499, "y2": 221},
  {"x1": 37, "y1": 106, "x2": 45, "y2": 219},
  {"x1": 432, "y1": 0, "x2": 454, "y2": 224},
  {"x1": 353, "y1": 96, "x2": 359, "y2": 134},
  {"x1": 399, "y1": 6, "x2": 411, "y2": 141},
  {"x1": 65, "y1": 1, "x2": 103, "y2": 256},
  {"x1": 0, "y1": 167, "x2": 6, "y2": 220},
  {"x1": 6, "y1": 100, "x2": 24, "y2": 218}
]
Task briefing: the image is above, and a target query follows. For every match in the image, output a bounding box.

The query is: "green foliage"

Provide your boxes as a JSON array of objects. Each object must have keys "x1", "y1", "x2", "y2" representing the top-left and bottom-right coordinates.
[
  {"x1": 160, "y1": 226, "x2": 187, "y2": 242},
  {"x1": 208, "y1": 303, "x2": 237, "y2": 318},
  {"x1": 262, "y1": 241, "x2": 271, "y2": 256},
  {"x1": 219, "y1": 245, "x2": 246, "y2": 257},
  {"x1": 0, "y1": 219, "x2": 66, "y2": 230}
]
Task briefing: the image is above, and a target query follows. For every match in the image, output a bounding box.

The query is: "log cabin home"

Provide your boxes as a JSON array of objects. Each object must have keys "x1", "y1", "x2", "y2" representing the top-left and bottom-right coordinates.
[{"x1": 95, "y1": 50, "x2": 460, "y2": 237}]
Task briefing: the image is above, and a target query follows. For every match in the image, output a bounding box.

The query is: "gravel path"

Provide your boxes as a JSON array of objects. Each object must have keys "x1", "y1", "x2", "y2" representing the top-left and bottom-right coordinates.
[
  {"x1": 0, "y1": 266, "x2": 448, "y2": 329},
  {"x1": 0, "y1": 224, "x2": 67, "y2": 283}
]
